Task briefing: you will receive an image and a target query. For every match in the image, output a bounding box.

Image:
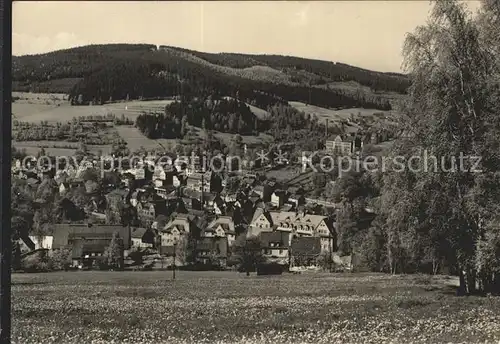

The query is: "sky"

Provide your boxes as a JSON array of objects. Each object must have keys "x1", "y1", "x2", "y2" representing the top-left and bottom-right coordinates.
[{"x1": 13, "y1": 1, "x2": 482, "y2": 73}]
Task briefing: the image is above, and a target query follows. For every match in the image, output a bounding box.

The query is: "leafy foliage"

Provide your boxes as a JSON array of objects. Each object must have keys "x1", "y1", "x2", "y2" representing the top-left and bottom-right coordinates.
[
  {"x1": 231, "y1": 235, "x2": 266, "y2": 275},
  {"x1": 104, "y1": 231, "x2": 125, "y2": 270},
  {"x1": 13, "y1": 44, "x2": 403, "y2": 110}
]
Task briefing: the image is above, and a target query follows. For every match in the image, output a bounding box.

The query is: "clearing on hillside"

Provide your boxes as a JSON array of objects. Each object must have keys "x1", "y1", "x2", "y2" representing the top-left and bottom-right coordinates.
[
  {"x1": 289, "y1": 101, "x2": 400, "y2": 132},
  {"x1": 223, "y1": 96, "x2": 270, "y2": 120},
  {"x1": 12, "y1": 92, "x2": 175, "y2": 123},
  {"x1": 114, "y1": 125, "x2": 176, "y2": 152}
]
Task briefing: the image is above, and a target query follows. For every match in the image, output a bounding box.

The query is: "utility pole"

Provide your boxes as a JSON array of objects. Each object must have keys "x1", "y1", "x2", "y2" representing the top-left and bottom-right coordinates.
[
  {"x1": 329, "y1": 234, "x2": 333, "y2": 273},
  {"x1": 172, "y1": 239, "x2": 177, "y2": 280},
  {"x1": 288, "y1": 246, "x2": 292, "y2": 271}
]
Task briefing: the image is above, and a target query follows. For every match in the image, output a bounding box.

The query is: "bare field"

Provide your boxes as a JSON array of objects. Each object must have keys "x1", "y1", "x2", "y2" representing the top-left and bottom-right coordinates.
[
  {"x1": 289, "y1": 101, "x2": 398, "y2": 128},
  {"x1": 12, "y1": 271, "x2": 500, "y2": 344}
]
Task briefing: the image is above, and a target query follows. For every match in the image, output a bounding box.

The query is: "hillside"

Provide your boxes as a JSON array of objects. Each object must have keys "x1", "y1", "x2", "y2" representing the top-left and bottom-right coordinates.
[{"x1": 12, "y1": 44, "x2": 409, "y2": 111}]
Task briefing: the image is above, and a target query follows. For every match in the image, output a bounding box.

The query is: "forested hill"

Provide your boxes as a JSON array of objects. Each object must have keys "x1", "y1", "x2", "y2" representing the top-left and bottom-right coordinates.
[{"x1": 12, "y1": 44, "x2": 410, "y2": 111}]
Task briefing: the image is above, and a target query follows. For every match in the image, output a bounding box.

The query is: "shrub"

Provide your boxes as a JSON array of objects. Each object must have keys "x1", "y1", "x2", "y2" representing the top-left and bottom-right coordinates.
[
  {"x1": 21, "y1": 250, "x2": 51, "y2": 272},
  {"x1": 49, "y1": 248, "x2": 73, "y2": 271}
]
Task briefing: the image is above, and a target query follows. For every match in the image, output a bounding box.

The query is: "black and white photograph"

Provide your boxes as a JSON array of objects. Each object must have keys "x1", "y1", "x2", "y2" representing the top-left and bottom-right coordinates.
[{"x1": 3, "y1": 0, "x2": 500, "y2": 343}]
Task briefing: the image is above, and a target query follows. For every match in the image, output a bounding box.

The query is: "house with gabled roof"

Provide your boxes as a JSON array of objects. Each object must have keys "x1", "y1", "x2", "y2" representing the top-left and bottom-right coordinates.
[
  {"x1": 249, "y1": 209, "x2": 335, "y2": 251},
  {"x1": 159, "y1": 213, "x2": 200, "y2": 253},
  {"x1": 196, "y1": 236, "x2": 228, "y2": 266},
  {"x1": 131, "y1": 227, "x2": 156, "y2": 248},
  {"x1": 136, "y1": 201, "x2": 166, "y2": 225},
  {"x1": 253, "y1": 185, "x2": 273, "y2": 202},
  {"x1": 186, "y1": 172, "x2": 210, "y2": 193},
  {"x1": 28, "y1": 235, "x2": 54, "y2": 250},
  {"x1": 52, "y1": 223, "x2": 131, "y2": 266},
  {"x1": 247, "y1": 207, "x2": 274, "y2": 237},
  {"x1": 18, "y1": 236, "x2": 36, "y2": 253},
  {"x1": 271, "y1": 190, "x2": 288, "y2": 208},
  {"x1": 260, "y1": 231, "x2": 290, "y2": 265},
  {"x1": 59, "y1": 182, "x2": 70, "y2": 195},
  {"x1": 204, "y1": 216, "x2": 236, "y2": 247}
]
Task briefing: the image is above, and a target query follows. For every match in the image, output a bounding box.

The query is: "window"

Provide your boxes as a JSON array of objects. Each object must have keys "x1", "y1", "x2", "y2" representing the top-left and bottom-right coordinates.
[{"x1": 279, "y1": 249, "x2": 283, "y2": 254}]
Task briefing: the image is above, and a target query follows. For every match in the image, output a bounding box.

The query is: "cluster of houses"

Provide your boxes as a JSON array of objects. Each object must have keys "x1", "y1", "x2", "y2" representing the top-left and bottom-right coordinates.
[
  {"x1": 14, "y1": 147, "x2": 345, "y2": 270},
  {"x1": 11, "y1": 125, "x2": 397, "y2": 271},
  {"x1": 21, "y1": 208, "x2": 336, "y2": 269}
]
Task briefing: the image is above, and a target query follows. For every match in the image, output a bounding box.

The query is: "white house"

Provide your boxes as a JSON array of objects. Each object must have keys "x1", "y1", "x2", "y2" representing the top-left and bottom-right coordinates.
[
  {"x1": 204, "y1": 216, "x2": 236, "y2": 247},
  {"x1": 29, "y1": 235, "x2": 53, "y2": 250}
]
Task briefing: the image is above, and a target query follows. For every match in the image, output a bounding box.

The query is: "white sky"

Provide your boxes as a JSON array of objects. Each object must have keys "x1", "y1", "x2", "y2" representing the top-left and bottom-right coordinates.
[{"x1": 13, "y1": 1, "x2": 481, "y2": 73}]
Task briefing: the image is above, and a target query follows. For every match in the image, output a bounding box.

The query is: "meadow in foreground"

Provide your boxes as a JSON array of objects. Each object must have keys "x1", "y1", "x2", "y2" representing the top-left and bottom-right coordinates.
[{"x1": 12, "y1": 271, "x2": 500, "y2": 344}]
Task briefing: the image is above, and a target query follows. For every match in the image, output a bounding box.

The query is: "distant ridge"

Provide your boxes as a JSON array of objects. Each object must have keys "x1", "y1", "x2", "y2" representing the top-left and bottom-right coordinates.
[{"x1": 12, "y1": 43, "x2": 409, "y2": 111}]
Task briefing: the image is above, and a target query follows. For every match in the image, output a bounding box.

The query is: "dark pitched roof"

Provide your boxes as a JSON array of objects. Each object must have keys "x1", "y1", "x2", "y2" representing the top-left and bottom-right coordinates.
[
  {"x1": 291, "y1": 237, "x2": 321, "y2": 256},
  {"x1": 131, "y1": 227, "x2": 148, "y2": 239},
  {"x1": 53, "y1": 224, "x2": 131, "y2": 249},
  {"x1": 20, "y1": 236, "x2": 36, "y2": 251},
  {"x1": 260, "y1": 231, "x2": 290, "y2": 248},
  {"x1": 71, "y1": 239, "x2": 111, "y2": 259}
]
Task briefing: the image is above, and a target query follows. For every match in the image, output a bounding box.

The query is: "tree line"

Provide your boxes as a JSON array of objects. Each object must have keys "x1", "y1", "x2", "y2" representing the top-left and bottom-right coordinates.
[
  {"x1": 164, "y1": 46, "x2": 410, "y2": 93},
  {"x1": 135, "y1": 97, "x2": 264, "y2": 139},
  {"x1": 13, "y1": 44, "x2": 397, "y2": 111},
  {"x1": 332, "y1": 0, "x2": 500, "y2": 295}
]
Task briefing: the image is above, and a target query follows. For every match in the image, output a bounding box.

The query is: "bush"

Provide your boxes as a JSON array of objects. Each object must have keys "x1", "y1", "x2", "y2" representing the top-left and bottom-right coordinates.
[
  {"x1": 21, "y1": 250, "x2": 51, "y2": 272},
  {"x1": 50, "y1": 248, "x2": 73, "y2": 271},
  {"x1": 92, "y1": 259, "x2": 110, "y2": 271}
]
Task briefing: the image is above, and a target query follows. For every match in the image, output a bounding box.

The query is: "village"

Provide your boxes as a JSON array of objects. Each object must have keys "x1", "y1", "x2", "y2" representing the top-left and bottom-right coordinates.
[{"x1": 11, "y1": 131, "x2": 384, "y2": 274}]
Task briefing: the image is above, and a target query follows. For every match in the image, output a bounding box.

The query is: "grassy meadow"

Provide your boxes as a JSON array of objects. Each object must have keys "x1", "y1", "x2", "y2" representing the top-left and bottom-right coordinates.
[
  {"x1": 12, "y1": 271, "x2": 500, "y2": 344},
  {"x1": 12, "y1": 92, "x2": 175, "y2": 123},
  {"x1": 12, "y1": 92, "x2": 275, "y2": 156},
  {"x1": 289, "y1": 101, "x2": 399, "y2": 133}
]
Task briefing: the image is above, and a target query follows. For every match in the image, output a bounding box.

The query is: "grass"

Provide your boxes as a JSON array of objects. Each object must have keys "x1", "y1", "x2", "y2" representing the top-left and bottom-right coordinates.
[
  {"x1": 289, "y1": 101, "x2": 400, "y2": 133},
  {"x1": 265, "y1": 166, "x2": 308, "y2": 184},
  {"x1": 223, "y1": 96, "x2": 270, "y2": 120},
  {"x1": 12, "y1": 92, "x2": 175, "y2": 123},
  {"x1": 12, "y1": 271, "x2": 500, "y2": 344},
  {"x1": 114, "y1": 125, "x2": 173, "y2": 152},
  {"x1": 13, "y1": 140, "x2": 78, "y2": 157},
  {"x1": 11, "y1": 93, "x2": 274, "y2": 154},
  {"x1": 13, "y1": 141, "x2": 114, "y2": 157},
  {"x1": 214, "y1": 131, "x2": 274, "y2": 146}
]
